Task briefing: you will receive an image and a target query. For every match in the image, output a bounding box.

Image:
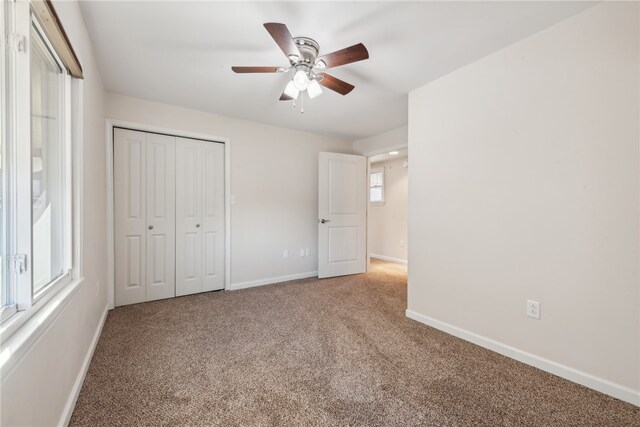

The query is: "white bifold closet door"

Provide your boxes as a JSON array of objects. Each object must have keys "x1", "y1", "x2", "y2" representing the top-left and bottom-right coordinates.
[
  {"x1": 175, "y1": 137, "x2": 225, "y2": 296},
  {"x1": 114, "y1": 128, "x2": 176, "y2": 306},
  {"x1": 114, "y1": 129, "x2": 225, "y2": 307}
]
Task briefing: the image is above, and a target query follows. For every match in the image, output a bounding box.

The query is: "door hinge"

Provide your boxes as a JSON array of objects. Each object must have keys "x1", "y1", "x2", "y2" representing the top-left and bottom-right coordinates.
[
  {"x1": 9, "y1": 254, "x2": 27, "y2": 274},
  {"x1": 8, "y1": 33, "x2": 26, "y2": 53}
]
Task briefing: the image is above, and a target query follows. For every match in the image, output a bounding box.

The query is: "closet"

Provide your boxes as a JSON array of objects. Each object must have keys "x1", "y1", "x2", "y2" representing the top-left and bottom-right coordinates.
[{"x1": 114, "y1": 128, "x2": 224, "y2": 307}]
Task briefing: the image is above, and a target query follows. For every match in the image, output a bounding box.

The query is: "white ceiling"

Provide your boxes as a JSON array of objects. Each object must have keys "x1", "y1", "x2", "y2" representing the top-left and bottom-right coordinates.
[{"x1": 79, "y1": 1, "x2": 594, "y2": 140}]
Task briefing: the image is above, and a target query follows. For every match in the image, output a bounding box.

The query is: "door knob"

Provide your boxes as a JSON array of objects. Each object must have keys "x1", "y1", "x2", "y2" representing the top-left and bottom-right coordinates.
[
  {"x1": 320, "y1": 219, "x2": 330, "y2": 224},
  {"x1": 196, "y1": 224, "x2": 200, "y2": 228},
  {"x1": 148, "y1": 225, "x2": 154, "y2": 230}
]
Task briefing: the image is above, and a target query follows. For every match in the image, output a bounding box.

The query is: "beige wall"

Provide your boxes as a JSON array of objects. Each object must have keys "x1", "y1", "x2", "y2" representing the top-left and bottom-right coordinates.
[
  {"x1": 1, "y1": 1, "x2": 109, "y2": 425},
  {"x1": 408, "y1": 1, "x2": 639, "y2": 402},
  {"x1": 105, "y1": 93, "x2": 352, "y2": 287},
  {"x1": 369, "y1": 157, "x2": 408, "y2": 262}
]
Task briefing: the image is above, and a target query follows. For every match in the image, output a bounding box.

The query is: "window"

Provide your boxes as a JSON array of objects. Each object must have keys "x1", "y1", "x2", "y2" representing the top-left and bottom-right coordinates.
[
  {"x1": 0, "y1": 1, "x2": 74, "y2": 328},
  {"x1": 369, "y1": 167, "x2": 384, "y2": 204},
  {"x1": 0, "y1": 1, "x2": 8, "y2": 322},
  {"x1": 31, "y1": 19, "x2": 69, "y2": 294}
]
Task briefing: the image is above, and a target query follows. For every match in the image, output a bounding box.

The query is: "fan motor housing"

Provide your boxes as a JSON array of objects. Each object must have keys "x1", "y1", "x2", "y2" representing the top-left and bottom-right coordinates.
[{"x1": 292, "y1": 37, "x2": 319, "y2": 65}]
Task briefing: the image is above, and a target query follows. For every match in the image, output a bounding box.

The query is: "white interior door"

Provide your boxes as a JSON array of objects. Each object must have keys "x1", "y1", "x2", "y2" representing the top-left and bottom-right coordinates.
[
  {"x1": 201, "y1": 142, "x2": 225, "y2": 292},
  {"x1": 175, "y1": 138, "x2": 225, "y2": 296},
  {"x1": 115, "y1": 129, "x2": 176, "y2": 306},
  {"x1": 175, "y1": 139, "x2": 202, "y2": 296},
  {"x1": 114, "y1": 128, "x2": 146, "y2": 306},
  {"x1": 318, "y1": 152, "x2": 367, "y2": 278},
  {"x1": 145, "y1": 133, "x2": 176, "y2": 301}
]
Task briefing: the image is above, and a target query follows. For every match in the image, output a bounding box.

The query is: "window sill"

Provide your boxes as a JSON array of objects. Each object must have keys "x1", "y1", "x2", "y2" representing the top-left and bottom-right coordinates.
[
  {"x1": 370, "y1": 202, "x2": 385, "y2": 206},
  {"x1": 0, "y1": 277, "x2": 83, "y2": 377}
]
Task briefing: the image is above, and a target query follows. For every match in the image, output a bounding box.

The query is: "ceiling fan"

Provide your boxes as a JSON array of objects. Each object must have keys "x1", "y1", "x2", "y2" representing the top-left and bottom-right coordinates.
[{"x1": 232, "y1": 23, "x2": 369, "y2": 112}]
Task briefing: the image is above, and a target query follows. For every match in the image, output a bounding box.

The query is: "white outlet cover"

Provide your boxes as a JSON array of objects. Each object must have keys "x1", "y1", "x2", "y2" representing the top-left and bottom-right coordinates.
[
  {"x1": 527, "y1": 300, "x2": 541, "y2": 319},
  {"x1": 305, "y1": 248, "x2": 311, "y2": 256},
  {"x1": 300, "y1": 249, "x2": 305, "y2": 257},
  {"x1": 283, "y1": 250, "x2": 289, "y2": 258}
]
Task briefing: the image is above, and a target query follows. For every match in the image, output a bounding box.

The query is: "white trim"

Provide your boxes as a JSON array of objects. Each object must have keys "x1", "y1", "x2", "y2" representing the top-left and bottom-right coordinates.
[
  {"x1": 58, "y1": 304, "x2": 108, "y2": 427},
  {"x1": 71, "y1": 76, "x2": 84, "y2": 281},
  {"x1": 370, "y1": 254, "x2": 407, "y2": 265},
  {"x1": 405, "y1": 309, "x2": 640, "y2": 407},
  {"x1": 224, "y1": 134, "x2": 231, "y2": 290},
  {"x1": 365, "y1": 160, "x2": 370, "y2": 272},
  {"x1": 0, "y1": 277, "x2": 83, "y2": 378},
  {"x1": 228, "y1": 271, "x2": 318, "y2": 291},
  {"x1": 105, "y1": 121, "x2": 114, "y2": 309},
  {"x1": 2, "y1": 274, "x2": 77, "y2": 345},
  {"x1": 105, "y1": 119, "x2": 232, "y2": 309},
  {"x1": 14, "y1": 0, "x2": 32, "y2": 311}
]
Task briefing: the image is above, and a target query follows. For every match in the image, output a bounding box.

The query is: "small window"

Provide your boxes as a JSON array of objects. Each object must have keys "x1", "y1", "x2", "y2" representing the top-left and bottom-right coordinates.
[{"x1": 369, "y1": 168, "x2": 384, "y2": 204}]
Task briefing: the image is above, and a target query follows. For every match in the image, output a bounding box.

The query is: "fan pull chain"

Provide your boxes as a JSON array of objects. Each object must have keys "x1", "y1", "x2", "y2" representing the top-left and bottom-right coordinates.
[{"x1": 301, "y1": 92, "x2": 304, "y2": 114}]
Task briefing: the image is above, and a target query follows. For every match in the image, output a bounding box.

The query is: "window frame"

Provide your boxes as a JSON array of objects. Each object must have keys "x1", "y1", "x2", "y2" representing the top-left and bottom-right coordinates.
[
  {"x1": 369, "y1": 167, "x2": 385, "y2": 205},
  {"x1": 0, "y1": 0, "x2": 16, "y2": 324},
  {"x1": 0, "y1": 0, "x2": 74, "y2": 333},
  {"x1": 29, "y1": 12, "x2": 73, "y2": 302}
]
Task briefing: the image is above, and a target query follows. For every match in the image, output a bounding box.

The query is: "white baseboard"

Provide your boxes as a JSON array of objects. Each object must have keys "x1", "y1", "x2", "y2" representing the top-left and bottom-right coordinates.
[
  {"x1": 227, "y1": 271, "x2": 318, "y2": 291},
  {"x1": 370, "y1": 254, "x2": 408, "y2": 265},
  {"x1": 59, "y1": 305, "x2": 109, "y2": 426},
  {"x1": 405, "y1": 309, "x2": 640, "y2": 407}
]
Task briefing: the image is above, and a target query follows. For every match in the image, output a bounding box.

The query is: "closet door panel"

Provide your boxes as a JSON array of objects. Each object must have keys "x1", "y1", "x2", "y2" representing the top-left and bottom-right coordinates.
[
  {"x1": 176, "y1": 139, "x2": 203, "y2": 296},
  {"x1": 202, "y1": 143, "x2": 225, "y2": 291},
  {"x1": 146, "y1": 134, "x2": 176, "y2": 301},
  {"x1": 114, "y1": 128, "x2": 146, "y2": 306}
]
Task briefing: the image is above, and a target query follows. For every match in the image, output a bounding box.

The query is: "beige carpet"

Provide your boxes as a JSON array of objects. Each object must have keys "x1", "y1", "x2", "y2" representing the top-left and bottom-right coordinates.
[{"x1": 70, "y1": 260, "x2": 639, "y2": 426}]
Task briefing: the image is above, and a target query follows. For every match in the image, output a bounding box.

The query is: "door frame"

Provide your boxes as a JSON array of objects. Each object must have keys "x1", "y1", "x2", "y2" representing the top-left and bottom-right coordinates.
[
  {"x1": 105, "y1": 119, "x2": 231, "y2": 309},
  {"x1": 358, "y1": 143, "x2": 408, "y2": 272}
]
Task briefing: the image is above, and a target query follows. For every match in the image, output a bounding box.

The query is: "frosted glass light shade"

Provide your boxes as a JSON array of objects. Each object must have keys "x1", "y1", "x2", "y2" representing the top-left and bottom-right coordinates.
[
  {"x1": 293, "y1": 69, "x2": 310, "y2": 91},
  {"x1": 284, "y1": 81, "x2": 299, "y2": 99},
  {"x1": 307, "y1": 79, "x2": 323, "y2": 99}
]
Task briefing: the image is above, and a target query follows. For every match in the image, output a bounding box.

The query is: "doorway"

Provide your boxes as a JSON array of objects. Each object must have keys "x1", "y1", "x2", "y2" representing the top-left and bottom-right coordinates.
[{"x1": 367, "y1": 148, "x2": 408, "y2": 269}]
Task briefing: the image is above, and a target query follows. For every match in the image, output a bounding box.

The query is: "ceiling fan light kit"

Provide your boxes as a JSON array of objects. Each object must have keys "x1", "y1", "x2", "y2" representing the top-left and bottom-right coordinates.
[{"x1": 232, "y1": 23, "x2": 369, "y2": 113}]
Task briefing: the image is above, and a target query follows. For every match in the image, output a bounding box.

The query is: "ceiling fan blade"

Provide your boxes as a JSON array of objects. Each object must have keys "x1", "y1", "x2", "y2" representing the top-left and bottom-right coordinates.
[
  {"x1": 264, "y1": 23, "x2": 300, "y2": 59},
  {"x1": 232, "y1": 66, "x2": 280, "y2": 73},
  {"x1": 318, "y1": 73, "x2": 355, "y2": 95},
  {"x1": 316, "y1": 43, "x2": 369, "y2": 69},
  {"x1": 279, "y1": 92, "x2": 293, "y2": 101}
]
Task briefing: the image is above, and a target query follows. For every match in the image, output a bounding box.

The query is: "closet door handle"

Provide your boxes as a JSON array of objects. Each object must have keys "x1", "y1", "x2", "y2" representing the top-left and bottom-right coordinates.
[
  {"x1": 148, "y1": 225, "x2": 154, "y2": 230},
  {"x1": 196, "y1": 224, "x2": 200, "y2": 228}
]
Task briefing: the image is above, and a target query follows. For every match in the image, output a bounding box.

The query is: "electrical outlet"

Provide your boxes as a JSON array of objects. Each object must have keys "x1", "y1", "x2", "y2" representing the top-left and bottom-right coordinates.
[
  {"x1": 96, "y1": 281, "x2": 101, "y2": 296},
  {"x1": 283, "y1": 250, "x2": 289, "y2": 259},
  {"x1": 300, "y1": 249, "x2": 305, "y2": 257},
  {"x1": 400, "y1": 240, "x2": 405, "y2": 248},
  {"x1": 305, "y1": 248, "x2": 310, "y2": 256},
  {"x1": 526, "y1": 300, "x2": 540, "y2": 319}
]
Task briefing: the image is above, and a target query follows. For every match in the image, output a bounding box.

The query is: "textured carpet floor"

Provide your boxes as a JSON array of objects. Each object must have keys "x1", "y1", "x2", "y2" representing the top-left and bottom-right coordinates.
[{"x1": 70, "y1": 260, "x2": 639, "y2": 426}]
